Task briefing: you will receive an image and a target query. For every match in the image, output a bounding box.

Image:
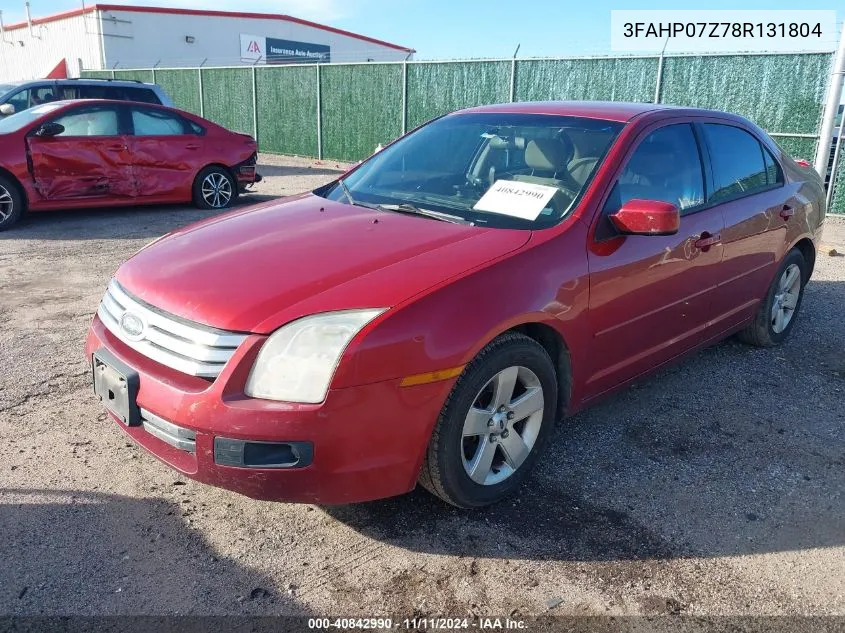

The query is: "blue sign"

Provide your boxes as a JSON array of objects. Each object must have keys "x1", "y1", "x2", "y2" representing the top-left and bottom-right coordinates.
[{"x1": 266, "y1": 38, "x2": 331, "y2": 64}]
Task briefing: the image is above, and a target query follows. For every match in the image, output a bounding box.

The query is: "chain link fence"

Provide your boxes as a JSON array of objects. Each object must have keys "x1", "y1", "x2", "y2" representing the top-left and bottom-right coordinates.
[{"x1": 83, "y1": 51, "x2": 842, "y2": 213}]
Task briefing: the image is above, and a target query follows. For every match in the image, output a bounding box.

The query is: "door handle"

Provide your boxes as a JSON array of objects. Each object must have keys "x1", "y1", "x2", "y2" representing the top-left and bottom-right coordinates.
[
  {"x1": 779, "y1": 205, "x2": 795, "y2": 220},
  {"x1": 694, "y1": 232, "x2": 721, "y2": 251},
  {"x1": 185, "y1": 144, "x2": 200, "y2": 150},
  {"x1": 106, "y1": 144, "x2": 126, "y2": 151}
]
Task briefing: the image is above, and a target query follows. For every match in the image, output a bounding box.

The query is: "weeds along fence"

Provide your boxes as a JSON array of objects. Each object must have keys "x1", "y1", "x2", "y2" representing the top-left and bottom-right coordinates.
[{"x1": 83, "y1": 52, "x2": 845, "y2": 214}]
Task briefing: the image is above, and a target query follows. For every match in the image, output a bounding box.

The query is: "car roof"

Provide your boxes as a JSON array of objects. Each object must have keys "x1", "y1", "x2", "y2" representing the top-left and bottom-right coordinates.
[
  {"x1": 454, "y1": 100, "x2": 707, "y2": 123},
  {"x1": 46, "y1": 98, "x2": 164, "y2": 107},
  {"x1": 1, "y1": 78, "x2": 156, "y2": 88}
]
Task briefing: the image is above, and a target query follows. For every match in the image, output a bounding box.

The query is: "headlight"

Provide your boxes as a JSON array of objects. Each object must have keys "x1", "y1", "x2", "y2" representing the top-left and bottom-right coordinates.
[{"x1": 244, "y1": 309, "x2": 386, "y2": 403}]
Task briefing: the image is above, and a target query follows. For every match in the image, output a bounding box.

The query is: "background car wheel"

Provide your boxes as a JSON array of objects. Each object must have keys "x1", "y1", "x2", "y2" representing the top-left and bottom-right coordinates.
[
  {"x1": 193, "y1": 166, "x2": 237, "y2": 210},
  {"x1": 0, "y1": 175, "x2": 24, "y2": 231},
  {"x1": 737, "y1": 248, "x2": 808, "y2": 347},
  {"x1": 419, "y1": 331, "x2": 558, "y2": 508}
]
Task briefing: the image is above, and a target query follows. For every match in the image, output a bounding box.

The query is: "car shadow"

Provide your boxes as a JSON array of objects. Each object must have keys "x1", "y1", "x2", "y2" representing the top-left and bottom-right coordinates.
[
  {"x1": 324, "y1": 278, "x2": 845, "y2": 563},
  {"x1": 0, "y1": 488, "x2": 309, "y2": 616}
]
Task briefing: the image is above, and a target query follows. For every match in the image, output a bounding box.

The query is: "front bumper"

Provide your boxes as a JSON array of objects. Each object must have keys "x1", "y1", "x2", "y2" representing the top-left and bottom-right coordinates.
[{"x1": 85, "y1": 315, "x2": 453, "y2": 504}]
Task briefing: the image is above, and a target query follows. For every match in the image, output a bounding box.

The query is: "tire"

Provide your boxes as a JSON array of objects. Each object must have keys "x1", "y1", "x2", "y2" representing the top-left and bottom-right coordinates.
[
  {"x1": 192, "y1": 166, "x2": 237, "y2": 210},
  {"x1": 737, "y1": 248, "x2": 807, "y2": 347},
  {"x1": 0, "y1": 174, "x2": 24, "y2": 231},
  {"x1": 419, "y1": 332, "x2": 558, "y2": 508}
]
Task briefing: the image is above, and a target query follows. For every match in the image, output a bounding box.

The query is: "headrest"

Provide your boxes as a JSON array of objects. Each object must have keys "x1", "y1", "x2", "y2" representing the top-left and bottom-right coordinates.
[
  {"x1": 627, "y1": 142, "x2": 674, "y2": 178},
  {"x1": 525, "y1": 136, "x2": 574, "y2": 172},
  {"x1": 488, "y1": 135, "x2": 526, "y2": 150}
]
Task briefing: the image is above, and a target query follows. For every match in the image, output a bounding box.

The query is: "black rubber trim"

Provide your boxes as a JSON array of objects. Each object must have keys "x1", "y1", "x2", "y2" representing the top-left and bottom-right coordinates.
[{"x1": 214, "y1": 438, "x2": 313, "y2": 469}]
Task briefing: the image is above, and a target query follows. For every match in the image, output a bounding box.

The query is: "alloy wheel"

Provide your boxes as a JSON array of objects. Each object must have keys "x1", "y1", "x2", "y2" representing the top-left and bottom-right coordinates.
[
  {"x1": 461, "y1": 365, "x2": 545, "y2": 486},
  {"x1": 201, "y1": 172, "x2": 233, "y2": 208},
  {"x1": 771, "y1": 263, "x2": 801, "y2": 334},
  {"x1": 0, "y1": 184, "x2": 13, "y2": 222}
]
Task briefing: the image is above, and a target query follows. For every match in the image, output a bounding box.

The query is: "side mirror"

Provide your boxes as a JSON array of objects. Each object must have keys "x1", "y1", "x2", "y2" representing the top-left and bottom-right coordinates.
[
  {"x1": 609, "y1": 199, "x2": 680, "y2": 236},
  {"x1": 35, "y1": 122, "x2": 65, "y2": 138},
  {"x1": 0, "y1": 103, "x2": 15, "y2": 116}
]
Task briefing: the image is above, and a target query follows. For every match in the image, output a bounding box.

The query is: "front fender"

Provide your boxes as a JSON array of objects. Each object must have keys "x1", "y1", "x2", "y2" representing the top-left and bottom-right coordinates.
[{"x1": 333, "y1": 222, "x2": 592, "y2": 405}]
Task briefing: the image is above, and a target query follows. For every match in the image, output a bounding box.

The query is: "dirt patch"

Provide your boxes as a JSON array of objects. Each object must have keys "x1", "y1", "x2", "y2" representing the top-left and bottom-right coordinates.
[{"x1": 1, "y1": 158, "x2": 843, "y2": 616}]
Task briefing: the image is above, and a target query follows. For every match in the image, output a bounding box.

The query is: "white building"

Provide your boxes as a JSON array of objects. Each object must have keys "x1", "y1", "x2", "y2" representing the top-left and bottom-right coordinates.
[{"x1": 0, "y1": 4, "x2": 415, "y2": 81}]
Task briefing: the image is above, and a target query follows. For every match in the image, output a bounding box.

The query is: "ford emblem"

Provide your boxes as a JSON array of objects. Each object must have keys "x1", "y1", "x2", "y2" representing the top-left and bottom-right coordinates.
[{"x1": 120, "y1": 312, "x2": 146, "y2": 341}]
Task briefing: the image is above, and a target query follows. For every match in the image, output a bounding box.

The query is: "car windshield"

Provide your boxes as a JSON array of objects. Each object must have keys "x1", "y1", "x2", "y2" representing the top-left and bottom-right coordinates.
[
  {"x1": 0, "y1": 103, "x2": 63, "y2": 134},
  {"x1": 319, "y1": 112, "x2": 623, "y2": 229}
]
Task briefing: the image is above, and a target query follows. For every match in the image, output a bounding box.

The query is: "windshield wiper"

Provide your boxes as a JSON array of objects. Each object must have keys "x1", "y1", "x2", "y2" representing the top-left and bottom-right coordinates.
[
  {"x1": 336, "y1": 178, "x2": 380, "y2": 211},
  {"x1": 376, "y1": 203, "x2": 471, "y2": 225}
]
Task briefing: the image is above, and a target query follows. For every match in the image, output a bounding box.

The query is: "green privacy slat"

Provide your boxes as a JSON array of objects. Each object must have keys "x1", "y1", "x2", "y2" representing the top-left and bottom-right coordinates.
[
  {"x1": 154, "y1": 69, "x2": 201, "y2": 115},
  {"x1": 77, "y1": 54, "x2": 845, "y2": 211},
  {"x1": 773, "y1": 137, "x2": 818, "y2": 163},
  {"x1": 80, "y1": 70, "x2": 113, "y2": 79},
  {"x1": 320, "y1": 64, "x2": 403, "y2": 162},
  {"x1": 200, "y1": 68, "x2": 254, "y2": 135},
  {"x1": 406, "y1": 61, "x2": 511, "y2": 129},
  {"x1": 113, "y1": 69, "x2": 154, "y2": 83},
  {"x1": 659, "y1": 53, "x2": 832, "y2": 134},
  {"x1": 256, "y1": 66, "x2": 318, "y2": 157},
  {"x1": 515, "y1": 57, "x2": 658, "y2": 103}
]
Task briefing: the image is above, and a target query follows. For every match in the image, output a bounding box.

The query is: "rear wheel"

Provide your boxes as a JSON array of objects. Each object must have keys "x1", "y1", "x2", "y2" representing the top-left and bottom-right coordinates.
[
  {"x1": 193, "y1": 166, "x2": 236, "y2": 210},
  {"x1": 0, "y1": 175, "x2": 24, "y2": 231},
  {"x1": 737, "y1": 248, "x2": 807, "y2": 347},
  {"x1": 419, "y1": 332, "x2": 558, "y2": 508}
]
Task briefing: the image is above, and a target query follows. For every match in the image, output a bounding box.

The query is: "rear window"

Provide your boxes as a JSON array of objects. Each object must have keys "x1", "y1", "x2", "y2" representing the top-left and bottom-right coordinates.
[{"x1": 703, "y1": 124, "x2": 780, "y2": 202}]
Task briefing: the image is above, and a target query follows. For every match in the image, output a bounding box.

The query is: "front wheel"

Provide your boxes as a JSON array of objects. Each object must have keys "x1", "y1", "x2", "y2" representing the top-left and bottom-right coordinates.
[
  {"x1": 193, "y1": 166, "x2": 237, "y2": 210},
  {"x1": 0, "y1": 175, "x2": 24, "y2": 231},
  {"x1": 419, "y1": 332, "x2": 558, "y2": 508},
  {"x1": 737, "y1": 248, "x2": 807, "y2": 347}
]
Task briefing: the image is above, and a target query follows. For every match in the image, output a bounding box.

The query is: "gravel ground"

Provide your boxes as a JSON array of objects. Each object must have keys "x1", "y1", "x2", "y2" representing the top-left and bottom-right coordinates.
[{"x1": 0, "y1": 154, "x2": 843, "y2": 619}]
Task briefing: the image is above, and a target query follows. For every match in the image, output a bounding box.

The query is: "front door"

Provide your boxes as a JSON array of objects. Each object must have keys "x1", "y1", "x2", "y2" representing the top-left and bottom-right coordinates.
[
  {"x1": 27, "y1": 103, "x2": 135, "y2": 201},
  {"x1": 583, "y1": 122, "x2": 726, "y2": 400}
]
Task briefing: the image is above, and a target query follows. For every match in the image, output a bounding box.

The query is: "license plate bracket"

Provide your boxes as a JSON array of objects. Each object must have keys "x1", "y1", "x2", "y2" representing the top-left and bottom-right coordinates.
[{"x1": 92, "y1": 349, "x2": 140, "y2": 427}]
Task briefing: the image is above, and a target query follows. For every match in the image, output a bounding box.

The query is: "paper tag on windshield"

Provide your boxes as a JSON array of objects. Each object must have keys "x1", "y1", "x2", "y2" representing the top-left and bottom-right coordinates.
[{"x1": 472, "y1": 180, "x2": 558, "y2": 220}]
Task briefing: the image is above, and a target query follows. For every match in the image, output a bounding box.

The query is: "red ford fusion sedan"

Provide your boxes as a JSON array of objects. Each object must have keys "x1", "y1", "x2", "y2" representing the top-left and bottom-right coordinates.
[
  {"x1": 0, "y1": 99, "x2": 260, "y2": 230},
  {"x1": 85, "y1": 101, "x2": 825, "y2": 508}
]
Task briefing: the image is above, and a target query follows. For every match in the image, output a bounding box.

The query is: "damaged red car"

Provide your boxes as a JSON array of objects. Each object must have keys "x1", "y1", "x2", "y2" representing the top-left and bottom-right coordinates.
[
  {"x1": 0, "y1": 99, "x2": 260, "y2": 230},
  {"x1": 86, "y1": 101, "x2": 825, "y2": 508}
]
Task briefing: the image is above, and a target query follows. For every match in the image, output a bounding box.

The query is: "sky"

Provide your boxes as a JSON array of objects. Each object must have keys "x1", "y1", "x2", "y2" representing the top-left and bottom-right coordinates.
[{"x1": 3, "y1": 0, "x2": 844, "y2": 59}]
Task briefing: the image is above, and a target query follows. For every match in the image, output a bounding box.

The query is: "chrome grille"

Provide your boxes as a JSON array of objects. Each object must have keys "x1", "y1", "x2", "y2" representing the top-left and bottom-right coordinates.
[{"x1": 97, "y1": 280, "x2": 246, "y2": 378}]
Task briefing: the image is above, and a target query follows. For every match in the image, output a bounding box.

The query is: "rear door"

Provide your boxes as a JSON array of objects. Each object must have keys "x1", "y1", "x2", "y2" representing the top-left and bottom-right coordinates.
[
  {"x1": 699, "y1": 122, "x2": 797, "y2": 330},
  {"x1": 584, "y1": 121, "x2": 726, "y2": 399},
  {"x1": 124, "y1": 105, "x2": 204, "y2": 198},
  {"x1": 27, "y1": 103, "x2": 136, "y2": 200}
]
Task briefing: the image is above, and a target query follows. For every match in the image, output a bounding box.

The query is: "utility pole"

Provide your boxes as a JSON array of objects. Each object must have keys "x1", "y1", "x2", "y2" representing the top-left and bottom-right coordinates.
[{"x1": 814, "y1": 22, "x2": 845, "y2": 179}]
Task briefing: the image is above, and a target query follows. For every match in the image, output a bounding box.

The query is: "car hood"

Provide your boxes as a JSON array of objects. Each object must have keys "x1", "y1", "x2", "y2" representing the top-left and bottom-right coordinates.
[{"x1": 116, "y1": 194, "x2": 531, "y2": 333}]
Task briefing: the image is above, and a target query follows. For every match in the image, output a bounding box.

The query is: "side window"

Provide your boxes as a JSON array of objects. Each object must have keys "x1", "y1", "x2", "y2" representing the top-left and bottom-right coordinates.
[
  {"x1": 56, "y1": 86, "x2": 80, "y2": 100},
  {"x1": 131, "y1": 108, "x2": 188, "y2": 136},
  {"x1": 6, "y1": 89, "x2": 31, "y2": 113},
  {"x1": 703, "y1": 124, "x2": 770, "y2": 202},
  {"x1": 604, "y1": 123, "x2": 705, "y2": 216},
  {"x1": 30, "y1": 86, "x2": 57, "y2": 106},
  {"x1": 76, "y1": 85, "x2": 112, "y2": 100},
  {"x1": 52, "y1": 106, "x2": 120, "y2": 137},
  {"x1": 123, "y1": 87, "x2": 161, "y2": 104},
  {"x1": 762, "y1": 146, "x2": 783, "y2": 186}
]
